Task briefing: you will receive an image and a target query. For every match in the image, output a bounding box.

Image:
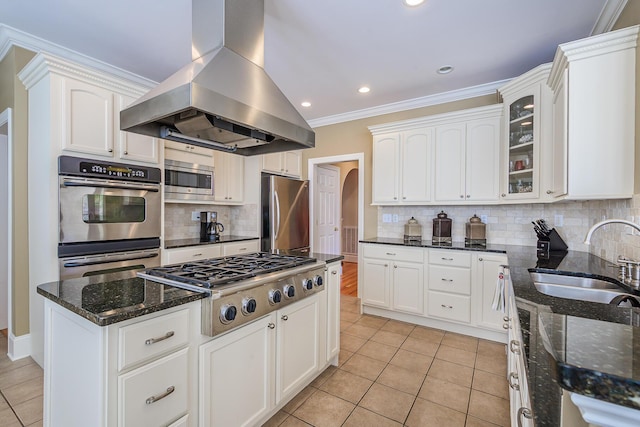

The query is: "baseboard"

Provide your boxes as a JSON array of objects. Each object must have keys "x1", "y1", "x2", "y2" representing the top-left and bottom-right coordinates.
[
  {"x1": 8, "y1": 332, "x2": 32, "y2": 362},
  {"x1": 342, "y1": 254, "x2": 358, "y2": 263}
]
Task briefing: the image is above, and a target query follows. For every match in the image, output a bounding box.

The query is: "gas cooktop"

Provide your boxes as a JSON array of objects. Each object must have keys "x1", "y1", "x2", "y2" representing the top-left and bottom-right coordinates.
[{"x1": 138, "y1": 252, "x2": 317, "y2": 289}]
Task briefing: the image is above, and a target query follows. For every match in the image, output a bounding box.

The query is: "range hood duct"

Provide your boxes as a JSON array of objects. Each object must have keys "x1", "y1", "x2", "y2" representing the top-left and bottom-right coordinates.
[{"x1": 120, "y1": 0, "x2": 315, "y2": 156}]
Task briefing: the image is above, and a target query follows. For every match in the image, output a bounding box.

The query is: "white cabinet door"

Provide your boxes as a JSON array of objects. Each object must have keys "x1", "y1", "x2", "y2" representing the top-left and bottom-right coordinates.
[
  {"x1": 214, "y1": 152, "x2": 244, "y2": 203},
  {"x1": 262, "y1": 153, "x2": 282, "y2": 174},
  {"x1": 326, "y1": 263, "x2": 341, "y2": 363},
  {"x1": 200, "y1": 314, "x2": 275, "y2": 427},
  {"x1": 62, "y1": 78, "x2": 114, "y2": 157},
  {"x1": 372, "y1": 134, "x2": 400, "y2": 203},
  {"x1": 474, "y1": 253, "x2": 508, "y2": 331},
  {"x1": 361, "y1": 258, "x2": 390, "y2": 308},
  {"x1": 391, "y1": 261, "x2": 424, "y2": 314},
  {"x1": 284, "y1": 151, "x2": 302, "y2": 178},
  {"x1": 117, "y1": 95, "x2": 159, "y2": 164},
  {"x1": 434, "y1": 123, "x2": 466, "y2": 202},
  {"x1": 401, "y1": 129, "x2": 432, "y2": 202},
  {"x1": 466, "y1": 117, "x2": 500, "y2": 202},
  {"x1": 222, "y1": 240, "x2": 260, "y2": 256},
  {"x1": 550, "y1": 69, "x2": 568, "y2": 198},
  {"x1": 276, "y1": 295, "x2": 320, "y2": 403}
]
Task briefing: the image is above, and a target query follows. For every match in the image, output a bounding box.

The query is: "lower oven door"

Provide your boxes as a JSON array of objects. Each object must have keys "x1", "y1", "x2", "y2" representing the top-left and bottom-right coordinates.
[
  {"x1": 59, "y1": 248, "x2": 161, "y2": 280},
  {"x1": 59, "y1": 176, "x2": 161, "y2": 244}
]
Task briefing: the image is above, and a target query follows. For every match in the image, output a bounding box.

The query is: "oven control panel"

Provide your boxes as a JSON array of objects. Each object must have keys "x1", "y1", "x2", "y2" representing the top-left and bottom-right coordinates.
[
  {"x1": 203, "y1": 265, "x2": 326, "y2": 337},
  {"x1": 58, "y1": 155, "x2": 162, "y2": 183}
]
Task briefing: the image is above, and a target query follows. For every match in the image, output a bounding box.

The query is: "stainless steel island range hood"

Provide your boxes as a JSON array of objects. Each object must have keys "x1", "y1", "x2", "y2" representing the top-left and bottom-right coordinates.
[{"x1": 120, "y1": 0, "x2": 315, "y2": 156}]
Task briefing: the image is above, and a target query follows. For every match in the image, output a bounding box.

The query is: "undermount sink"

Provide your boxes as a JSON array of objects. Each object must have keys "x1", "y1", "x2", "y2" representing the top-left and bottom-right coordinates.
[{"x1": 529, "y1": 272, "x2": 640, "y2": 306}]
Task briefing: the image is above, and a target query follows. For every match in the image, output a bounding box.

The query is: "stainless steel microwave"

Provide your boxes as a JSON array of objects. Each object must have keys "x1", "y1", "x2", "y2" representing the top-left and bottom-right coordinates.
[{"x1": 165, "y1": 159, "x2": 215, "y2": 201}]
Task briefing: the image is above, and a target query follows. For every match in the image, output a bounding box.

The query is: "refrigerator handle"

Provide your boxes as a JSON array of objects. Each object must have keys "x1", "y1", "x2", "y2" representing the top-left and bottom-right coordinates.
[{"x1": 274, "y1": 189, "x2": 281, "y2": 240}]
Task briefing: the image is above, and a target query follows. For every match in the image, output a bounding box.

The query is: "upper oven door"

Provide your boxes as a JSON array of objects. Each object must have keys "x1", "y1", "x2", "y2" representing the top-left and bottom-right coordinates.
[{"x1": 59, "y1": 176, "x2": 161, "y2": 244}]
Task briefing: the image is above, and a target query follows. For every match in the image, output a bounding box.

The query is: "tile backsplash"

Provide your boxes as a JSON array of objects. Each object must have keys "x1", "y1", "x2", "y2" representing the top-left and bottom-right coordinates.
[
  {"x1": 378, "y1": 195, "x2": 640, "y2": 264},
  {"x1": 164, "y1": 203, "x2": 258, "y2": 241}
]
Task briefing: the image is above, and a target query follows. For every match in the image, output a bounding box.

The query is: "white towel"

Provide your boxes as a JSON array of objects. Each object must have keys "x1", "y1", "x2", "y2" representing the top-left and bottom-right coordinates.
[{"x1": 491, "y1": 272, "x2": 505, "y2": 312}]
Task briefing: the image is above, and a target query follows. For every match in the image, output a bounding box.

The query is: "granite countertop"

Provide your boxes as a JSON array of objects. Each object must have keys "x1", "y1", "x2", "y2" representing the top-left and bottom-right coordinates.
[
  {"x1": 37, "y1": 251, "x2": 342, "y2": 327},
  {"x1": 36, "y1": 271, "x2": 207, "y2": 326},
  {"x1": 360, "y1": 238, "x2": 640, "y2": 423},
  {"x1": 164, "y1": 235, "x2": 259, "y2": 249}
]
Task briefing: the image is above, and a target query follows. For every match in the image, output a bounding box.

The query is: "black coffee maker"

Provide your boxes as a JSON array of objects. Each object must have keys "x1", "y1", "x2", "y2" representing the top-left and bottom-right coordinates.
[{"x1": 200, "y1": 211, "x2": 224, "y2": 242}]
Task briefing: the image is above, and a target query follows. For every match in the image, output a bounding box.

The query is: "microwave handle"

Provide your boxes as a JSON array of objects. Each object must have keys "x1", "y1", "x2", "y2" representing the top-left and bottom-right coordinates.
[
  {"x1": 62, "y1": 178, "x2": 159, "y2": 192},
  {"x1": 63, "y1": 252, "x2": 159, "y2": 268}
]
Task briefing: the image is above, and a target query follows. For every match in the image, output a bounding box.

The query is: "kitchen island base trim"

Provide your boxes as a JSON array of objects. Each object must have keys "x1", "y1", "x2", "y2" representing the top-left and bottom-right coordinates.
[{"x1": 362, "y1": 305, "x2": 507, "y2": 344}]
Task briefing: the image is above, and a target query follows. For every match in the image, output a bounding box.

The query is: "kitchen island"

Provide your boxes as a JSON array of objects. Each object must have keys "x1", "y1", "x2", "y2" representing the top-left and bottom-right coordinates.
[
  {"x1": 360, "y1": 238, "x2": 640, "y2": 426},
  {"x1": 37, "y1": 252, "x2": 343, "y2": 427}
]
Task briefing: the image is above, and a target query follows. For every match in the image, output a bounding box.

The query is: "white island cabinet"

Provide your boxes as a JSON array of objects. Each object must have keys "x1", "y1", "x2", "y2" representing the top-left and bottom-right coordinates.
[{"x1": 42, "y1": 259, "x2": 341, "y2": 427}]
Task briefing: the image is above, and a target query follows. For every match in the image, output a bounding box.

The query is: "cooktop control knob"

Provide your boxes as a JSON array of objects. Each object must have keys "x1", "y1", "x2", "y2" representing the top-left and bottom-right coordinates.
[
  {"x1": 302, "y1": 278, "x2": 313, "y2": 291},
  {"x1": 314, "y1": 275, "x2": 324, "y2": 287},
  {"x1": 242, "y1": 297, "x2": 257, "y2": 315},
  {"x1": 284, "y1": 284, "x2": 295, "y2": 299},
  {"x1": 269, "y1": 289, "x2": 282, "y2": 304},
  {"x1": 220, "y1": 304, "x2": 237, "y2": 324}
]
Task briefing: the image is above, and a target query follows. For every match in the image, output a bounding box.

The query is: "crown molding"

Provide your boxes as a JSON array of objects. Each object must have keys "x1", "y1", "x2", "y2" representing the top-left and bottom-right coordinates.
[
  {"x1": 591, "y1": 0, "x2": 628, "y2": 35},
  {"x1": 0, "y1": 24, "x2": 156, "y2": 91},
  {"x1": 307, "y1": 79, "x2": 510, "y2": 129}
]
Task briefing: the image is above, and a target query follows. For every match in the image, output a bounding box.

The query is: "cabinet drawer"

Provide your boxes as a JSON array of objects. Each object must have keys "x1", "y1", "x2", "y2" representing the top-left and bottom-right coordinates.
[
  {"x1": 118, "y1": 348, "x2": 189, "y2": 427},
  {"x1": 167, "y1": 414, "x2": 189, "y2": 427},
  {"x1": 222, "y1": 240, "x2": 260, "y2": 256},
  {"x1": 429, "y1": 250, "x2": 471, "y2": 267},
  {"x1": 119, "y1": 309, "x2": 190, "y2": 371},
  {"x1": 163, "y1": 245, "x2": 222, "y2": 264},
  {"x1": 428, "y1": 266, "x2": 471, "y2": 295},
  {"x1": 363, "y1": 244, "x2": 424, "y2": 263},
  {"x1": 427, "y1": 291, "x2": 470, "y2": 323}
]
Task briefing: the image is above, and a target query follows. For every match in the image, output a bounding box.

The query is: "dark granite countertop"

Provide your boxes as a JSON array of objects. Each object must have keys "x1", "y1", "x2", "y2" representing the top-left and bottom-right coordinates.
[
  {"x1": 360, "y1": 238, "x2": 640, "y2": 423},
  {"x1": 359, "y1": 237, "x2": 511, "y2": 253},
  {"x1": 36, "y1": 271, "x2": 207, "y2": 326},
  {"x1": 164, "y1": 235, "x2": 259, "y2": 249}
]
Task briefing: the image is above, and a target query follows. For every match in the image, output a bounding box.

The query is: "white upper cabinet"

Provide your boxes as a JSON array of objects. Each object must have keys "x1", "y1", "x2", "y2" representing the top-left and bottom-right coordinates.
[
  {"x1": 214, "y1": 151, "x2": 244, "y2": 203},
  {"x1": 433, "y1": 107, "x2": 501, "y2": 203},
  {"x1": 498, "y1": 64, "x2": 552, "y2": 202},
  {"x1": 547, "y1": 25, "x2": 638, "y2": 200},
  {"x1": 262, "y1": 151, "x2": 302, "y2": 178},
  {"x1": 117, "y1": 95, "x2": 159, "y2": 164},
  {"x1": 372, "y1": 128, "x2": 433, "y2": 204}
]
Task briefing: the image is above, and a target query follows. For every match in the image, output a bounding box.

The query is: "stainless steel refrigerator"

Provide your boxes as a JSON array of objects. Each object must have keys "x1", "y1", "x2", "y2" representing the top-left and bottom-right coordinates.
[{"x1": 261, "y1": 173, "x2": 310, "y2": 254}]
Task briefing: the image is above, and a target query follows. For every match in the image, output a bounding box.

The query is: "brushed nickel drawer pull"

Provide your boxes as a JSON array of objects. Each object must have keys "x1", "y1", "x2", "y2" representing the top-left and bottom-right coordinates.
[
  {"x1": 386, "y1": 252, "x2": 396, "y2": 256},
  {"x1": 146, "y1": 386, "x2": 175, "y2": 405},
  {"x1": 441, "y1": 257, "x2": 454, "y2": 261},
  {"x1": 440, "y1": 304, "x2": 453, "y2": 309},
  {"x1": 192, "y1": 253, "x2": 203, "y2": 257},
  {"x1": 517, "y1": 407, "x2": 533, "y2": 427},
  {"x1": 510, "y1": 340, "x2": 521, "y2": 354},
  {"x1": 441, "y1": 278, "x2": 453, "y2": 282},
  {"x1": 145, "y1": 331, "x2": 175, "y2": 345},
  {"x1": 508, "y1": 372, "x2": 520, "y2": 390}
]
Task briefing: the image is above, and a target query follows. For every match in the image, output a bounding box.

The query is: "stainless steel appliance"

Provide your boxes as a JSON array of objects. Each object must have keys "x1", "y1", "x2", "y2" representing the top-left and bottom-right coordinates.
[
  {"x1": 200, "y1": 211, "x2": 224, "y2": 241},
  {"x1": 137, "y1": 252, "x2": 325, "y2": 336},
  {"x1": 164, "y1": 159, "x2": 215, "y2": 202},
  {"x1": 261, "y1": 174, "x2": 310, "y2": 254},
  {"x1": 58, "y1": 156, "x2": 162, "y2": 279},
  {"x1": 120, "y1": 0, "x2": 315, "y2": 156}
]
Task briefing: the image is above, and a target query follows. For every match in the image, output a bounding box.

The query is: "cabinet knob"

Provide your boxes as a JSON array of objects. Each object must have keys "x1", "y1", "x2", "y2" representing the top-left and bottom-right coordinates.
[
  {"x1": 460, "y1": 195, "x2": 464, "y2": 198},
  {"x1": 479, "y1": 257, "x2": 483, "y2": 261},
  {"x1": 466, "y1": 195, "x2": 470, "y2": 198},
  {"x1": 124, "y1": 151, "x2": 128, "y2": 155},
  {"x1": 384, "y1": 264, "x2": 388, "y2": 267},
  {"x1": 518, "y1": 407, "x2": 533, "y2": 426},
  {"x1": 402, "y1": 196, "x2": 406, "y2": 199},
  {"x1": 267, "y1": 322, "x2": 275, "y2": 329},
  {"x1": 394, "y1": 264, "x2": 397, "y2": 268},
  {"x1": 501, "y1": 193, "x2": 506, "y2": 197},
  {"x1": 546, "y1": 190, "x2": 554, "y2": 194},
  {"x1": 331, "y1": 270, "x2": 337, "y2": 275},
  {"x1": 281, "y1": 315, "x2": 289, "y2": 321},
  {"x1": 393, "y1": 197, "x2": 397, "y2": 200},
  {"x1": 108, "y1": 148, "x2": 113, "y2": 153},
  {"x1": 508, "y1": 372, "x2": 520, "y2": 390}
]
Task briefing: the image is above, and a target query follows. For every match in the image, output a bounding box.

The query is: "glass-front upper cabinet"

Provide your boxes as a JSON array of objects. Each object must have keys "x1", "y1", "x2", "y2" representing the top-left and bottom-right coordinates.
[
  {"x1": 499, "y1": 64, "x2": 551, "y2": 201},
  {"x1": 507, "y1": 95, "x2": 535, "y2": 196}
]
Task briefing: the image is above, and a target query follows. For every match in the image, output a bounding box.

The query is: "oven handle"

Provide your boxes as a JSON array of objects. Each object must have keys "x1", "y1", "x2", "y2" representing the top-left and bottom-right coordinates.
[
  {"x1": 63, "y1": 252, "x2": 159, "y2": 268},
  {"x1": 62, "y1": 178, "x2": 160, "y2": 192}
]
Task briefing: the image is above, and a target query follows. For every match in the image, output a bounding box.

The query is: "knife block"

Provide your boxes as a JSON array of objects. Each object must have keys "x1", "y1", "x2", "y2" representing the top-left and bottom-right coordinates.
[{"x1": 537, "y1": 228, "x2": 568, "y2": 258}]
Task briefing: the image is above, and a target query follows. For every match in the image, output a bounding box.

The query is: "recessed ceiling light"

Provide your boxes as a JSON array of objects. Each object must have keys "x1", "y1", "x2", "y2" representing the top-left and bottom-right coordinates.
[
  {"x1": 437, "y1": 65, "x2": 454, "y2": 74},
  {"x1": 358, "y1": 86, "x2": 370, "y2": 94},
  {"x1": 403, "y1": 0, "x2": 425, "y2": 6},
  {"x1": 301, "y1": 101, "x2": 311, "y2": 108}
]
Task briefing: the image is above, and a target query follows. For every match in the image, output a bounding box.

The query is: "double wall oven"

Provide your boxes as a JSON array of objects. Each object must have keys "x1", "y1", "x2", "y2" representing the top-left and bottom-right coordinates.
[{"x1": 58, "y1": 156, "x2": 162, "y2": 279}]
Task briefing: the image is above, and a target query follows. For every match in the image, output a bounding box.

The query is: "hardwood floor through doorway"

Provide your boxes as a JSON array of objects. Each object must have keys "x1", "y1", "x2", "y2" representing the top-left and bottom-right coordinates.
[{"x1": 340, "y1": 261, "x2": 358, "y2": 297}]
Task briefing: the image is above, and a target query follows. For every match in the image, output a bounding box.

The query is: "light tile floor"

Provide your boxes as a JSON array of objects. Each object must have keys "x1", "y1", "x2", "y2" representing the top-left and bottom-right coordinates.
[
  {"x1": 0, "y1": 296, "x2": 509, "y2": 427},
  {"x1": 264, "y1": 296, "x2": 510, "y2": 427},
  {"x1": 0, "y1": 331, "x2": 44, "y2": 427}
]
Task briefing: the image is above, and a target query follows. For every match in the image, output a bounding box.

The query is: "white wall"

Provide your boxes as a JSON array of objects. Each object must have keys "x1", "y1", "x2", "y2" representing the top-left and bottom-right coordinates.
[{"x1": 0, "y1": 131, "x2": 7, "y2": 330}]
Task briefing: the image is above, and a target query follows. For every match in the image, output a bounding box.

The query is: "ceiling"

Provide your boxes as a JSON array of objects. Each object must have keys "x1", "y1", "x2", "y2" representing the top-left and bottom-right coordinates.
[{"x1": 0, "y1": 0, "x2": 619, "y2": 125}]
